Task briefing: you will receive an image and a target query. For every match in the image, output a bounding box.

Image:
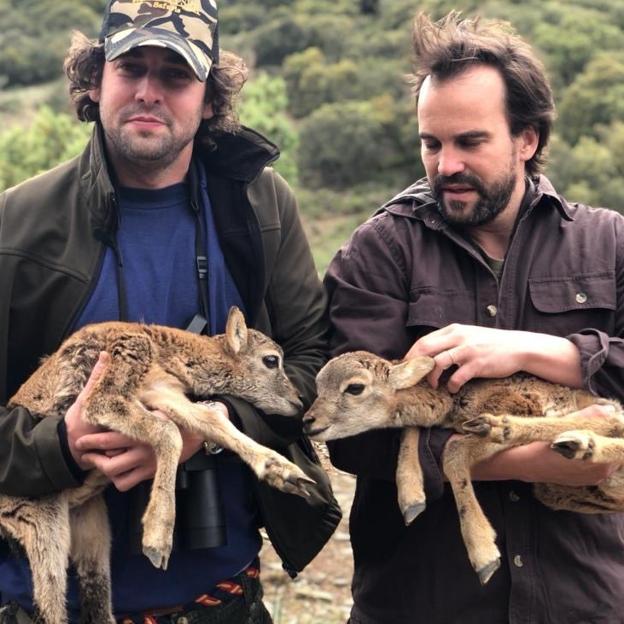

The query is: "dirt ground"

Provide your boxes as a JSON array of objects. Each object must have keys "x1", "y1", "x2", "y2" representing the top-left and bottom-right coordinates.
[{"x1": 260, "y1": 443, "x2": 355, "y2": 624}]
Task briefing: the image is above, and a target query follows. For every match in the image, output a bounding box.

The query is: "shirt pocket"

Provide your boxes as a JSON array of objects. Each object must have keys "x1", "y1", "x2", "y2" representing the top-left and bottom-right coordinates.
[
  {"x1": 407, "y1": 289, "x2": 475, "y2": 337},
  {"x1": 528, "y1": 273, "x2": 616, "y2": 336}
]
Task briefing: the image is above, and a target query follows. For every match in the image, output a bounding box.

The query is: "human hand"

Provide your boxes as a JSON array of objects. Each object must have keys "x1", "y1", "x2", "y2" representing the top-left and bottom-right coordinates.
[
  {"x1": 467, "y1": 404, "x2": 621, "y2": 485},
  {"x1": 75, "y1": 402, "x2": 229, "y2": 491},
  {"x1": 471, "y1": 440, "x2": 619, "y2": 486},
  {"x1": 405, "y1": 324, "x2": 581, "y2": 392}
]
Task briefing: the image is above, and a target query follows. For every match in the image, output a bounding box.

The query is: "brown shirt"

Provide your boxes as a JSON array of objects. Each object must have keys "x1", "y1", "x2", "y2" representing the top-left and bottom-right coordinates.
[{"x1": 325, "y1": 176, "x2": 624, "y2": 624}]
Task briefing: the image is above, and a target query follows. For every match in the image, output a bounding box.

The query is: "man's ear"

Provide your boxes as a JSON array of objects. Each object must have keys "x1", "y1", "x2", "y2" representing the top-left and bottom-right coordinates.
[
  {"x1": 89, "y1": 87, "x2": 101, "y2": 103},
  {"x1": 518, "y1": 126, "x2": 539, "y2": 163},
  {"x1": 202, "y1": 102, "x2": 214, "y2": 120}
]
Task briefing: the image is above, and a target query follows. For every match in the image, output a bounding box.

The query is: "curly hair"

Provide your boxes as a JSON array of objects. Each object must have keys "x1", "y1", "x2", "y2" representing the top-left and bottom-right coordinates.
[
  {"x1": 63, "y1": 31, "x2": 248, "y2": 137},
  {"x1": 410, "y1": 12, "x2": 555, "y2": 176}
]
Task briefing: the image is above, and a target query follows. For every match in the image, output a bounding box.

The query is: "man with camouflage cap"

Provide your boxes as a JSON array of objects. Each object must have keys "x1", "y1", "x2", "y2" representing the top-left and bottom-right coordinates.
[{"x1": 0, "y1": 1, "x2": 339, "y2": 622}]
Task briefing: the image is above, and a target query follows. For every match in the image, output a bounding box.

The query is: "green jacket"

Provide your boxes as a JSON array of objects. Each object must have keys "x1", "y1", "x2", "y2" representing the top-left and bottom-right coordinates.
[{"x1": 0, "y1": 124, "x2": 340, "y2": 573}]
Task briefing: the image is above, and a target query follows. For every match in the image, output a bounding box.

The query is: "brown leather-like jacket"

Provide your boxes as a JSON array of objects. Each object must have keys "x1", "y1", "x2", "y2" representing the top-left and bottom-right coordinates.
[{"x1": 325, "y1": 176, "x2": 624, "y2": 624}]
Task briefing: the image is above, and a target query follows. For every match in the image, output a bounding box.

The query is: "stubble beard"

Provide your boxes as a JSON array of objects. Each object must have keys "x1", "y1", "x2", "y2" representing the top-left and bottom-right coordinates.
[
  {"x1": 103, "y1": 107, "x2": 203, "y2": 172},
  {"x1": 106, "y1": 125, "x2": 192, "y2": 170},
  {"x1": 432, "y1": 167, "x2": 517, "y2": 228}
]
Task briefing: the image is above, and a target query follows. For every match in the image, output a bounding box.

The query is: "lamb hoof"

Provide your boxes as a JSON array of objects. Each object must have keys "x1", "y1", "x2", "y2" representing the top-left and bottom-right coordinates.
[
  {"x1": 262, "y1": 455, "x2": 316, "y2": 498},
  {"x1": 462, "y1": 416, "x2": 491, "y2": 437},
  {"x1": 551, "y1": 432, "x2": 594, "y2": 461},
  {"x1": 477, "y1": 558, "x2": 501, "y2": 585},
  {"x1": 285, "y1": 474, "x2": 316, "y2": 498},
  {"x1": 143, "y1": 546, "x2": 169, "y2": 571},
  {"x1": 403, "y1": 502, "x2": 426, "y2": 525}
]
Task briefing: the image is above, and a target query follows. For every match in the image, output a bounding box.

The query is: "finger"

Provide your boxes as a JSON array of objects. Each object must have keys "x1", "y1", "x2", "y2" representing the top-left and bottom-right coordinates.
[
  {"x1": 405, "y1": 328, "x2": 455, "y2": 359},
  {"x1": 112, "y1": 467, "x2": 154, "y2": 492},
  {"x1": 426, "y1": 366, "x2": 444, "y2": 389},
  {"x1": 76, "y1": 431, "x2": 135, "y2": 452},
  {"x1": 426, "y1": 349, "x2": 459, "y2": 389},
  {"x1": 80, "y1": 452, "x2": 134, "y2": 480},
  {"x1": 446, "y1": 359, "x2": 477, "y2": 394},
  {"x1": 104, "y1": 448, "x2": 125, "y2": 458},
  {"x1": 75, "y1": 352, "x2": 111, "y2": 409},
  {"x1": 446, "y1": 368, "x2": 471, "y2": 394},
  {"x1": 81, "y1": 446, "x2": 154, "y2": 478},
  {"x1": 580, "y1": 404, "x2": 618, "y2": 418}
]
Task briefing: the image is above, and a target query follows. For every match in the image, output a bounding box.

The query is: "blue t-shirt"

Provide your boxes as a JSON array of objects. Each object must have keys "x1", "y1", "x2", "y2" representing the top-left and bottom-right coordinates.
[{"x1": 0, "y1": 179, "x2": 261, "y2": 618}]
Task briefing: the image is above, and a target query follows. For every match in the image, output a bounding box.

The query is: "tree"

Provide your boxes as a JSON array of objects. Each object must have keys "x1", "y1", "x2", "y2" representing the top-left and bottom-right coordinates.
[
  {"x1": 0, "y1": 107, "x2": 90, "y2": 191},
  {"x1": 557, "y1": 52, "x2": 624, "y2": 146},
  {"x1": 0, "y1": 0, "x2": 100, "y2": 86},
  {"x1": 253, "y1": 16, "x2": 311, "y2": 67},
  {"x1": 239, "y1": 73, "x2": 299, "y2": 184},
  {"x1": 297, "y1": 101, "x2": 389, "y2": 189},
  {"x1": 531, "y1": 7, "x2": 624, "y2": 87},
  {"x1": 283, "y1": 48, "x2": 361, "y2": 118},
  {"x1": 547, "y1": 123, "x2": 624, "y2": 211}
]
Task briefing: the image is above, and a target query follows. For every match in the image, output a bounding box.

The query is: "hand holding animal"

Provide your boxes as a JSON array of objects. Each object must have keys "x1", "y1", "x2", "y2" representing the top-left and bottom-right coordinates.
[
  {"x1": 4, "y1": 307, "x2": 313, "y2": 624},
  {"x1": 303, "y1": 351, "x2": 624, "y2": 585}
]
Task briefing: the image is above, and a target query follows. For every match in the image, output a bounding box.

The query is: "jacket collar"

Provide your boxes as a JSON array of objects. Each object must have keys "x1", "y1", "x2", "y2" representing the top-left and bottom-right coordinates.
[
  {"x1": 80, "y1": 123, "x2": 280, "y2": 235},
  {"x1": 380, "y1": 174, "x2": 575, "y2": 229}
]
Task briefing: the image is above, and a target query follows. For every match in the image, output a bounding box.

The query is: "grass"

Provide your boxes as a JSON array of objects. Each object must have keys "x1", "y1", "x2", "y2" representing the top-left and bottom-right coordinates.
[{"x1": 303, "y1": 212, "x2": 371, "y2": 275}]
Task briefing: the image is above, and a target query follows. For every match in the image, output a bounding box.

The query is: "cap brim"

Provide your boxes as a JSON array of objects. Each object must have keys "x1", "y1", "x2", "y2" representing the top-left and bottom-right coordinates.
[{"x1": 105, "y1": 29, "x2": 211, "y2": 81}]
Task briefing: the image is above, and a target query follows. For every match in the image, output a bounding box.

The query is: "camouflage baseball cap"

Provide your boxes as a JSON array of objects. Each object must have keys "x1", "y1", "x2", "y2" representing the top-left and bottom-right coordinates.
[{"x1": 100, "y1": 0, "x2": 219, "y2": 82}]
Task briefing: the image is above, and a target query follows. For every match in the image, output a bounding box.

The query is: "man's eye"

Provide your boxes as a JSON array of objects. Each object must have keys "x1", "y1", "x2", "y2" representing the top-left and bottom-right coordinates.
[
  {"x1": 422, "y1": 141, "x2": 440, "y2": 152},
  {"x1": 345, "y1": 383, "x2": 365, "y2": 396},
  {"x1": 163, "y1": 69, "x2": 193, "y2": 82},
  {"x1": 117, "y1": 62, "x2": 143, "y2": 75}
]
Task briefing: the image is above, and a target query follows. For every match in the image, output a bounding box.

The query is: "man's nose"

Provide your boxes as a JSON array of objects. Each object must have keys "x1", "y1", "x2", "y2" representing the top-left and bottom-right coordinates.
[
  {"x1": 135, "y1": 74, "x2": 163, "y2": 105},
  {"x1": 437, "y1": 147, "x2": 465, "y2": 177}
]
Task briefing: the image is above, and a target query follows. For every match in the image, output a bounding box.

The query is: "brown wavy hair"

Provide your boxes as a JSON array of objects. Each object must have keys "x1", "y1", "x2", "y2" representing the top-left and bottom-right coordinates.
[
  {"x1": 410, "y1": 12, "x2": 555, "y2": 176},
  {"x1": 63, "y1": 31, "x2": 248, "y2": 137}
]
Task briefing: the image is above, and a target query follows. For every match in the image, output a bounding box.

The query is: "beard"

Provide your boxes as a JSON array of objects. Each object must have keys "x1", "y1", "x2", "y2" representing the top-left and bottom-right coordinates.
[
  {"x1": 103, "y1": 106, "x2": 202, "y2": 169},
  {"x1": 432, "y1": 168, "x2": 517, "y2": 228}
]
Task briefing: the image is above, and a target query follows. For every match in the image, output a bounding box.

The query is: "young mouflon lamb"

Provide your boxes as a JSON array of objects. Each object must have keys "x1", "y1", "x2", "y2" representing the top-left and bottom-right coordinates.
[
  {"x1": 303, "y1": 351, "x2": 624, "y2": 585},
  {"x1": 4, "y1": 307, "x2": 314, "y2": 624}
]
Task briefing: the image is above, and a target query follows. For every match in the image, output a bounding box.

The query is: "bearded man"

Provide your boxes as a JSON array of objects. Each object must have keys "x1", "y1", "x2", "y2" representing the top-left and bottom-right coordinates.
[{"x1": 325, "y1": 11, "x2": 624, "y2": 624}]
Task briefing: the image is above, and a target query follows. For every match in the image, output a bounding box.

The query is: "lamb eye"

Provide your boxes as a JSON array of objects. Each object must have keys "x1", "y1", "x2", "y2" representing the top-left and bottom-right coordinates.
[
  {"x1": 345, "y1": 383, "x2": 365, "y2": 396},
  {"x1": 262, "y1": 355, "x2": 280, "y2": 369}
]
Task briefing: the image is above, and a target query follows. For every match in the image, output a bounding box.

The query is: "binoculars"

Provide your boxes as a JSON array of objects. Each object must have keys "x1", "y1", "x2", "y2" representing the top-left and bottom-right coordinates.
[{"x1": 129, "y1": 451, "x2": 226, "y2": 553}]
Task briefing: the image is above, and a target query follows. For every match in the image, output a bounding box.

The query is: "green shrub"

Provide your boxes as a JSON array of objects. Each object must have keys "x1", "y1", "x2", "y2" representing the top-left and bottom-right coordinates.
[{"x1": 0, "y1": 107, "x2": 91, "y2": 191}]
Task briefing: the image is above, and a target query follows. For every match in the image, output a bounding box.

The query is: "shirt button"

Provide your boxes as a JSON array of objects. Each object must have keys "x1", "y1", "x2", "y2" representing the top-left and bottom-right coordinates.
[
  {"x1": 177, "y1": 617, "x2": 189, "y2": 624},
  {"x1": 575, "y1": 292, "x2": 588, "y2": 304},
  {"x1": 509, "y1": 491, "x2": 520, "y2": 502},
  {"x1": 513, "y1": 554, "x2": 524, "y2": 568},
  {"x1": 486, "y1": 304, "x2": 497, "y2": 317}
]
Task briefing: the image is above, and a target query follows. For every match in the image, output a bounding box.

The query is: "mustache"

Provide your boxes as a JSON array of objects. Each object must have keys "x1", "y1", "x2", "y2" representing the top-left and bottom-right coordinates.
[
  {"x1": 432, "y1": 173, "x2": 487, "y2": 198},
  {"x1": 121, "y1": 107, "x2": 171, "y2": 126}
]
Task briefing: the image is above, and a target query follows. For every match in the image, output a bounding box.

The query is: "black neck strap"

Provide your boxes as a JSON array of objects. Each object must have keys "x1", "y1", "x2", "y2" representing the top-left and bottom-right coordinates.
[{"x1": 108, "y1": 161, "x2": 211, "y2": 331}]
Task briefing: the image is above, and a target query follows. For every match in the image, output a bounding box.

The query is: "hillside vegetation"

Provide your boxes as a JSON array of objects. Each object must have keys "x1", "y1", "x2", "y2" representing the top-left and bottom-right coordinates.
[{"x1": 2, "y1": 0, "x2": 624, "y2": 267}]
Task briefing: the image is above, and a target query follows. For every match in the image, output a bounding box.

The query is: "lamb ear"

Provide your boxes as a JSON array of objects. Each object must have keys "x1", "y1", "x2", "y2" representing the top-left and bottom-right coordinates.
[
  {"x1": 225, "y1": 306, "x2": 248, "y2": 355},
  {"x1": 388, "y1": 357, "x2": 434, "y2": 390}
]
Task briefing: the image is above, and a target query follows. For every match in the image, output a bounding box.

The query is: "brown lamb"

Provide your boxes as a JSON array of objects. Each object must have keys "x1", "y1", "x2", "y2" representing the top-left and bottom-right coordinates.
[
  {"x1": 4, "y1": 307, "x2": 314, "y2": 624},
  {"x1": 303, "y1": 351, "x2": 624, "y2": 585}
]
